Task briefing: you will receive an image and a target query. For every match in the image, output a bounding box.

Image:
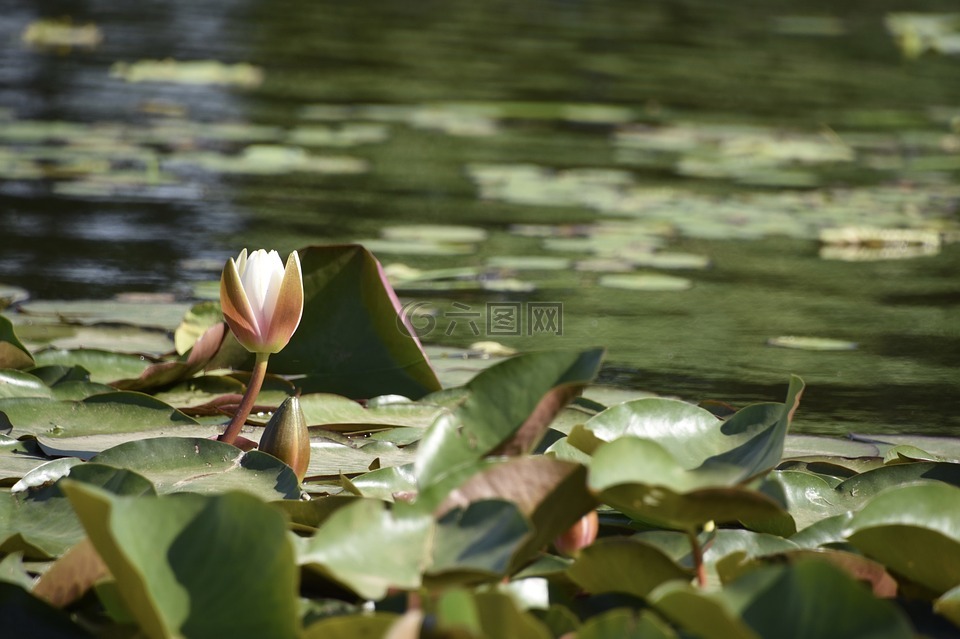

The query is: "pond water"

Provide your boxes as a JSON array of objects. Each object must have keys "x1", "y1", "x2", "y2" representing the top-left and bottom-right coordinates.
[{"x1": 1, "y1": 1, "x2": 959, "y2": 435}]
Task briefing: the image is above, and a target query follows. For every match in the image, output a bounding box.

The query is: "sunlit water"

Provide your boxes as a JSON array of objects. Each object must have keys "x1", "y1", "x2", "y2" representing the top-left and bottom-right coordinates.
[{"x1": 1, "y1": 0, "x2": 959, "y2": 435}]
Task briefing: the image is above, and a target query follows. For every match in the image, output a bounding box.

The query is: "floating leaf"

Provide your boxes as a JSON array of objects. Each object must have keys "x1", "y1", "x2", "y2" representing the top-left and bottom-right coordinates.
[
  {"x1": 598, "y1": 274, "x2": 692, "y2": 291},
  {"x1": 415, "y1": 348, "x2": 604, "y2": 487},
  {"x1": 302, "y1": 613, "x2": 401, "y2": 639},
  {"x1": 651, "y1": 560, "x2": 911, "y2": 639},
  {"x1": 0, "y1": 463, "x2": 155, "y2": 559},
  {"x1": 0, "y1": 435, "x2": 54, "y2": 482},
  {"x1": 576, "y1": 609, "x2": 677, "y2": 639},
  {"x1": 0, "y1": 316, "x2": 34, "y2": 369},
  {"x1": 110, "y1": 59, "x2": 264, "y2": 87},
  {"x1": 63, "y1": 483, "x2": 298, "y2": 639},
  {"x1": 844, "y1": 481, "x2": 960, "y2": 595},
  {"x1": 297, "y1": 499, "x2": 433, "y2": 599},
  {"x1": 567, "y1": 537, "x2": 690, "y2": 598},
  {"x1": 766, "y1": 336, "x2": 858, "y2": 351},
  {"x1": 268, "y1": 245, "x2": 441, "y2": 398},
  {"x1": 0, "y1": 369, "x2": 52, "y2": 399},
  {"x1": 173, "y1": 301, "x2": 222, "y2": 355},
  {"x1": 588, "y1": 437, "x2": 794, "y2": 534},
  {"x1": 0, "y1": 392, "x2": 197, "y2": 440},
  {"x1": 31, "y1": 349, "x2": 151, "y2": 385},
  {"x1": 381, "y1": 224, "x2": 488, "y2": 244},
  {"x1": 298, "y1": 393, "x2": 446, "y2": 432},
  {"x1": 90, "y1": 438, "x2": 300, "y2": 499},
  {"x1": 428, "y1": 499, "x2": 532, "y2": 582},
  {"x1": 433, "y1": 456, "x2": 595, "y2": 568}
]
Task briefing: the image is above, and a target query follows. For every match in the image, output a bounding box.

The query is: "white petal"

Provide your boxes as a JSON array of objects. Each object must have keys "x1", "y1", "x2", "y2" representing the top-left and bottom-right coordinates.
[{"x1": 240, "y1": 249, "x2": 285, "y2": 332}]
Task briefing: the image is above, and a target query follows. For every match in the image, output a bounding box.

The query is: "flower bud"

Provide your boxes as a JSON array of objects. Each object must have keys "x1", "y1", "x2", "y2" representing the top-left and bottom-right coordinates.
[
  {"x1": 258, "y1": 396, "x2": 311, "y2": 482},
  {"x1": 553, "y1": 510, "x2": 599, "y2": 557},
  {"x1": 220, "y1": 248, "x2": 303, "y2": 354}
]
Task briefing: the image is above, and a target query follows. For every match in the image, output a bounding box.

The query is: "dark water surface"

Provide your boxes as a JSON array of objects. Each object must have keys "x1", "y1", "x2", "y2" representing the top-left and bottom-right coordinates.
[{"x1": 1, "y1": 1, "x2": 959, "y2": 435}]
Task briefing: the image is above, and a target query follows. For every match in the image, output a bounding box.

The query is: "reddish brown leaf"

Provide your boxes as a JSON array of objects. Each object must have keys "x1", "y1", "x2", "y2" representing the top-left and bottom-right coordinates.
[{"x1": 33, "y1": 538, "x2": 110, "y2": 608}]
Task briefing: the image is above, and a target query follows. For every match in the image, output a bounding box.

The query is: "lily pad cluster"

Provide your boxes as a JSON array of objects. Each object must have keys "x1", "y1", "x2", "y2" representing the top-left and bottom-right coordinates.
[{"x1": 0, "y1": 244, "x2": 957, "y2": 637}]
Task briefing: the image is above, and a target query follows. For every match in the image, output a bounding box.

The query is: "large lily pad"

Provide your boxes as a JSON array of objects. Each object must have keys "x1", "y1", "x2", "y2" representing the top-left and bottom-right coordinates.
[
  {"x1": 0, "y1": 463, "x2": 155, "y2": 559},
  {"x1": 579, "y1": 376, "x2": 804, "y2": 481},
  {"x1": 0, "y1": 392, "x2": 197, "y2": 440},
  {"x1": 651, "y1": 559, "x2": 911, "y2": 639},
  {"x1": 588, "y1": 436, "x2": 794, "y2": 534},
  {"x1": 63, "y1": 483, "x2": 298, "y2": 639},
  {"x1": 267, "y1": 245, "x2": 441, "y2": 399},
  {"x1": 296, "y1": 498, "x2": 433, "y2": 599},
  {"x1": 90, "y1": 438, "x2": 301, "y2": 499},
  {"x1": 844, "y1": 481, "x2": 960, "y2": 595},
  {"x1": 567, "y1": 537, "x2": 690, "y2": 598},
  {"x1": 415, "y1": 348, "x2": 604, "y2": 487}
]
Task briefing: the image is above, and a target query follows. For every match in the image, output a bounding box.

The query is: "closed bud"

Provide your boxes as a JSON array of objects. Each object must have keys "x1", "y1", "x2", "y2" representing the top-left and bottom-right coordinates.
[
  {"x1": 553, "y1": 510, "x2": 599, "y2": 557},
  {"x1": 259, "y1": 396, "x2": 310, "y2": 482}
]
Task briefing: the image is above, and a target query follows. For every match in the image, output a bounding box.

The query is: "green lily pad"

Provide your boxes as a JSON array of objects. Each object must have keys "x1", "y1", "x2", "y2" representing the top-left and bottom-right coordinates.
[
  {"x1": 567, "y1": 537, "x2": 690, "y2": 598},
  {"x1": 782, "y1": 434, "x2": 879, "y2": 459},
  {"x1": 934, "y1": 584, "x2": 960, "y2": 628},
  {"x1": 296, "y1": 498, "x2": 433, "y2": 599},
  {"x1": 35, "y1": 425, "x2": 224, "y2": 460},
  {"x1": 302, "y1": 613, "x2": 401, "y2": 639},
  {"x1": 486, "y1": 256, "x2": 572, "y2": 270},
  {"x1": 306, "y1": 438, "x2": 416, "y2": 478},
  {"x1": 168, "y1": 146, "x2": 366, "y2": 176},
  {"x1": 588, "y1": 437, "x2": 794, "y2": 534},
  {"x1": 844, "y1": 481, "x2": 960, "y2": 595},
  {"x1": 17, "y1": 300, "x2": 190, "y2": 331},
  {"x1": 0, "y1": 463, "x2": 155, "y2": 559},
  {"x1": 415, "y1": 348, "x2": 604, "y2": 487},
  {"x1": 598, "y1": 274, "x2": 692, "y2": 291},
  {"x1": 580, "y1": 376, "x2": 804, "y2": 481},
  {"x1": 650, "y1": 560, "x2": 911, "y2": 639},
  {"x1": 109, "y1": 59, "x2": 264, "y2": 87},
  {"x1": 0, "y1": 435, "x2": 54, "y2": 482},
  {"x1": 0, "y1": 392, "x2": 197, "y2": 440},
  {"x1": 429, "y1": 456, "x2": 595, "y2": 569},
  {"x1": 90, "y1": 438, "x2": 300, "y2": 500},
  {"x1": 286, "y1": 123, "x2": 390, "y2": 148},
  {"x1": 63, "y1": 483, "x2": 298, "y2": 639},
  {"x1": 0, "y1": 370, "x2": 53, "y2": 399},
  {"x1": 267, "y1": 245, "x2": 441, "y2": 399},
  {"x1": 766, "y1": 336, "x2": 858, "y2": 351},
  {"x1": 576, "y1": 609, "x2": 677, "y2": 639},
  {"x1": 173, "y1": 301, "x2": 222, "y2": 356},
  {"x1": 634, "y1": 529, "x2": 798, "y2": 576},
  {"x1": 381, "y1": 224, "x2": 488, "y2": 243},
  {"x1": 31, "y1": 349, "x2": 151, "y2": 385},
  {"x1": 298, "y1": 393, "x2": 446, "y2": 432},
  {"x1": 428, "y1": 499, "x2": 533, "y2": 582},
  {"x1": 0, "y1": 316, "x2": 34, "y2": 369}
]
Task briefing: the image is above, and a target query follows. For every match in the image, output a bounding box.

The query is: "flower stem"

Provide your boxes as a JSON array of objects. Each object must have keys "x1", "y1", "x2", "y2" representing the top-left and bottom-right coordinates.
[
  {"x1": 688, "y1": 528, "x2": 708, "y2": 588},
  {"x1": 219, "y1": 352, "x2": 270, "y2": 445}
]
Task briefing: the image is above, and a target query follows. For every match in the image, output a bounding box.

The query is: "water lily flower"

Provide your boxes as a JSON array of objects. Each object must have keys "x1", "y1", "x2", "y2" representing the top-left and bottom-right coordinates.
[
  {"x1": 220, "y1": 248, "x2": 303, "y2": 354},
  {"x1": 218, "y1": 248, "x2": 303, "y2": 446}
]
